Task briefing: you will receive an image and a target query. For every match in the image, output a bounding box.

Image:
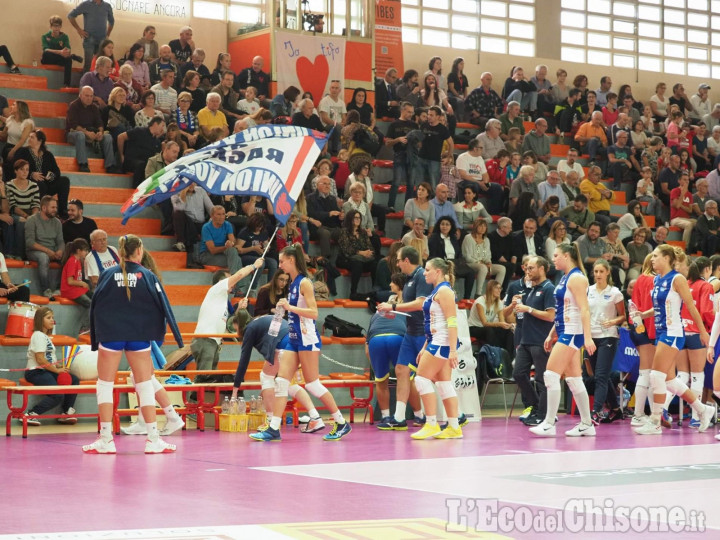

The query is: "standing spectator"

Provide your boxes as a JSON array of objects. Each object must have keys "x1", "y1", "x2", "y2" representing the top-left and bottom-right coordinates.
[
  {"x1": 62, "y1": 199, "x2": 97, "y2": 244},
  {"x1": 670, "y1": 172, "x2": 696, "y2": 248},
  {"x1": 25, "y1": 196, "x2": 64, "y2": 297},
  {"x1": 462, "y1": 218, "x2": 505, "y2": 296},
  {"x1": 65, "y1": 86, "x2": 119, "y2": 174},
  {"x1": 41, "y1": 15, "x2": 83, "y2": 87},
  {"x1": 116, "y1": 117, "x2": 166, "y2": 186},
  {"x1": 384, "y1": 102, "x2": 417, "y2": 206},
  {"x1": 374, "y1": 67, "x2": 400, "y2": 119},
  {"x1": 7, "y1": 160, "x2": 40, "y2": 258},
  {"x1": 236, "y1": 56, "x2": 270, "y2": 104},
  {"x1": 488, "y1": 217, "x2": 516, "y2": 291},
  {"x1": 135, "y1": 26, "x2": 159, "y2": 63},
  {"x1": 415, "y1": 106, "x2": 453, "y2": 188},
  {"x1": 169, "y1": 26, "x2": 195, "y2": 64},
  {"x1": 84, "y1": 229, "x2": 118, "y2": 289},
  {"x1": 149, "y1": 45, "x2": 179, "y2": 86},
  {"x1": 68, "y1": 0, "x2": 114, "y2": 74},
  {"x1": 60, "y1": 238, "x2": 92, "y2": 331},
  {"x1": 150, "y1": 70, "x2": 178, "y2": 117},
  {"x1": 79, "y1": 55, "x2": 115, "y2": 106},
  {"x1": 124, "y1": 44, "x2": 151, "y2": 91},
  {"x1": 466, "y1": 72, "x2": 503, "y2": 130}
]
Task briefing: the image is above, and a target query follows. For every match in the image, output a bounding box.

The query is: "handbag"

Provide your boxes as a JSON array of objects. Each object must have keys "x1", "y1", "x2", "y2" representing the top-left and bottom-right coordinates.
[{"x1": 612, "y1": 328, "x2": 639, "y2": 382}]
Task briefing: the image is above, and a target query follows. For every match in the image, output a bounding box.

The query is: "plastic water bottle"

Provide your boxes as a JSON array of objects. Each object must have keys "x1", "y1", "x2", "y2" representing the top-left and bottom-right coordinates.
[
  {"x1": 229, "y1": 398, "x2": 238, "y2": 416},
  {"x1": 257, "y1": 397, "x2": 265, "y2": 413},
  {"x1": 628, "y1": 300, "x2": 645, "y2": 333},
  {"x1": 222, "y1": 396, "x2": 230, "y2": 415},
  {"x1": 238, "y1": 397, "x2": 246, "y2": 414},
  {"x1": 250, "y1": 396, "x2": 257, "y2": 413},
  {"x1": 269, "y1": 306, "x2": 285, "y2": 336}
]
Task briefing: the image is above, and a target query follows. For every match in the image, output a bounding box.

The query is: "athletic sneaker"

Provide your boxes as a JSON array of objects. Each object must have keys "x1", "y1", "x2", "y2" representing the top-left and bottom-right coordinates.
[
  {"x1": 160, "y1": 416, "x2": 185, "y2": 436},
  {"x1": 323, "y1": 421, "x2": 352, "y2": 441},
  {"x1": 59, "y1": 407, "x2": 78, "y2": 424},
  {"x1": 411, "y1": 423, "x2": 441, "y2": 440},
  {"x1": 631, "y1": 415, "x2": 649, "y2": 427},
  {"x1": 661, "y1": 409, "x2": 672, "y2": 428},
  {"x1": 689, "y1": 419, "x2": 700, "y2": 429},
  {"x1": 20, "y1": 412, "x2": 41, "y2": 426},
  {"x1": 529, "y1": 421, "x2": 556, "y2": 437},
  {"x1": 256, "y1": 422, "x2": 269, "y2": 432},
  {"x1": 698, "y1": 404, "x2": 715, "y2": 433},
  {"x1": 565, "y1": 422, "x2": 596, "y2": 437},
  {"x1": 250, "y1": 427, "x2": 281, "y2": 441},
  {"x1": 83, "y1": 437, "x2": 117, "y2": 454},
  {"x1": 715, "y1": 432, "x2": 720, "y2": 441},
  {"x1": 145, "y1": 437, "x2": 176, "y2": 454},
  {"x1": 298, "y1": 415, "x2": 311, "y2": 424},
  {"x1": 600, "y1": 409, "x2": 624, "y2": 424},
  {"x1": 413, "y1": 415, "x2": 426, "y2": 426},
  {"x1": 522, "y1": 413, "x2": 543, "y2": 426},
  {"x1": 519, "y1": 406, "x2": 533, "y2": 421},
  {"x1": 121, "y1": 421, "x2": 147, "y2": 435},
  {"x1": 634, "y1": 421, "x2": 662, "y2": 435},
  {"x1": 301, "y1": 417, "x2": 325, "y2": 433},
  {"x1": 434, "y1": 425, "x2": 463, "y2": 439},
  {"x1": 441, "y1": 413, "x2": 469, "y2": 430},
  {"x1": 377, "y1": 417, "x2": 408, "y2": 431}
]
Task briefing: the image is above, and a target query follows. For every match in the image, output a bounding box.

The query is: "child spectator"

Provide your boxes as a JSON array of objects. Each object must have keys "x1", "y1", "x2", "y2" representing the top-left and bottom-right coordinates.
[
  {"x1": 439, "y1": 152, "x2": 461, "y2": 200},
  {"x1": 41, "y1": 16, "x2": 83, "y2": 87},
  {"x1": 60, "y1": 238, "x2": 92, "y2": 333},
  {"x1": 237, "y1": 86, "x2": 260, "y2": 115},
  {"x1": 602, "y1": 93, "x2": 619, "y2": 126}
]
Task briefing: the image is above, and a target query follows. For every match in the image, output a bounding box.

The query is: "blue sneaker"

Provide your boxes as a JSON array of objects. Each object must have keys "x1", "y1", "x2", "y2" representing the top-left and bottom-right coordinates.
[
  {"x1": 249, "y1": 427, "x2": 281, "y2": 442},
  {"x1": 661, "y1": 409, "x2": 672, "y2": 428},
  {"x1": 689, "y1": 418, "x2": 700, "y2": 428},
  {"x1": 377, "y1": 417, "x2": 408, "y2": 431},
  {"x1": 413, "y1": 415, "x2": 426, "y2": 426},
  {"x1": 323, "y1": 421, "x2": 352, "y2": 441},
  {"x1": 441, "y1": 413, "x2": 469, "y2": 430}
]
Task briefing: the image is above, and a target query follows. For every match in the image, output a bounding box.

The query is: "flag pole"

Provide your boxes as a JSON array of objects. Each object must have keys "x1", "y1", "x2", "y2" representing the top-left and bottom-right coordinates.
[{"x1": 245, "y1": 225, "x2": 280, "y2": 296}]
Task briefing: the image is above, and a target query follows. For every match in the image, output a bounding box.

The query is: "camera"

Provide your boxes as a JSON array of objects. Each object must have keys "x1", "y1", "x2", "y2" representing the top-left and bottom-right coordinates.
[{"x1": 301, "y1": 0, "x2": 324, "y2": 32}]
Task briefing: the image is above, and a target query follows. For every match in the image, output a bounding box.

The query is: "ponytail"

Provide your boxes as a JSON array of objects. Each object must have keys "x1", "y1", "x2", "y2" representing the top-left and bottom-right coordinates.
[
  {"x1": 427, "y1": 257, "x2": 456, "y2": 288},
  {"x1": 280, "y1": 242, "x2": 308, "y2": 276},
  {"x1": 60, "y1": 238, "x2": 90, "y2": 268},
  {"x1": 560, "y1": 242, "x2": 586, "y2": 276},
  {"x1": 118, "y1": 234, "x2": 143, "y2": 301}
]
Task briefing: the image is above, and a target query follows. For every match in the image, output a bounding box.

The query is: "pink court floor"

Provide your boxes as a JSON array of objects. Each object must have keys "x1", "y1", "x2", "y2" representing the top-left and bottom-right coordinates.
[{"x1": 1, "y1": 418, "x2": 719, "y2": 539}]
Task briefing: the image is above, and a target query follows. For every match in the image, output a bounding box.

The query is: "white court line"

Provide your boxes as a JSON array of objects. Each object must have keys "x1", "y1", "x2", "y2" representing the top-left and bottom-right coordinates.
[{"x1": 0, "y1": 525, "x2": 291, "y2": 540}]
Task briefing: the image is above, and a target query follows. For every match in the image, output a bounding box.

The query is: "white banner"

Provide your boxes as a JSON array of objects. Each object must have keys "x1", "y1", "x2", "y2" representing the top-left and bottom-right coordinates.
[
  {"x1": 65, "y1": 0, "x2": 189, "y2": 19},
  {"x1": 275, "y1": 30, "x2": 346, "y2": 106}
]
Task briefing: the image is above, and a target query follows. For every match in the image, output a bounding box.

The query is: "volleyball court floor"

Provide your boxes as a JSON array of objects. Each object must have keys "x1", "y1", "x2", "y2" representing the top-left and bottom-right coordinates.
[{"x1": 1, "y1": 417, "x2": 718, "y2": 539}]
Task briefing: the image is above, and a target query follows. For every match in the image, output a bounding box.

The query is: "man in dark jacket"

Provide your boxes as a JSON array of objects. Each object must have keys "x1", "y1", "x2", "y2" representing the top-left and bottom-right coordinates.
[
  {"x1": 488, "y1": 216, "x2": 516, "y2": 291},
  {"x1": 307, "y1": 175, "x2": 343, "y2": 259}
]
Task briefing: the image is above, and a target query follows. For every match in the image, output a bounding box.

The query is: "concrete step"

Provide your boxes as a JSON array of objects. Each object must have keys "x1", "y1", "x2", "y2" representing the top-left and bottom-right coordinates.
[
  {"x1": 34, "y1": 117, "x2": 66, "y2": 130},
  {"x1": 70, "y1": 186, "x2": 134, "y2": 204},
  {"x1": 84, "y1": 202, "x2": 154, "y2": 219},
  {"x1": 48, "y1": 142, "x2": 102, "y2": 159},
  {"x1": 14, "y1": 65, "x2": 83, "y2": 89},
  {"x1": 0, "y1": 87, "x2": 77, "y2": 103},
  {"x1": 67, "y1": 172, "x2": 133, "y2": 188},
  {"x1": 108, "y1": 234, "x2": 174, "y2": 252}
]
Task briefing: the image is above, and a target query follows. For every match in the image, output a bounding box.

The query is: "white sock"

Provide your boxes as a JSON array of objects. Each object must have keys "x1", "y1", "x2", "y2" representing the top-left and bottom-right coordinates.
[
  {"x1": 413, "y1": 409, "x2": 423, "y2": 418},
  {"x1": 650, "y1": 399, "x2": 663, "y2": 423},
  {"x1": 100, "y1": 422, "x2": 113, "y2": 441},
  {"x1": 163, "y1": 405, "x2": 179, "y2": 420},
  {"x1": 567, "y1": 377, "x2": 592, "y2": 425},
  {"x1": 394, "y1": 401, "x2": 407, "y2": 423},
  {"x1": 381, "y1": 408, "x2": 390, "y2": 418},
  {"x1": 147, "y1": 422, "x2": 158, "y2": 441},
  {"x1": 662, "y1": 390, "x2": 674, "y2": 411},
  {"x1": 332, "y1": 410, "x2": 345, "y2": 424},
  {"x1": 270, "y1": 416, "x2": 282, "y2": 430},
  {"x1": 691, "y1": 372, "x2": 705, "y2": 421},
  {"x1": 448, "y1": 417, "x2": 459, "y2": 429},
  {"x1": 544, "y1": 375, "x2": 561, "y2": 426},
  {"x1": 309, "y1": 408, "x2": 320, "y2": 419},
  {"x1": 634, "y1": 369, "x2": 650, "y2": 417},
  {"x1": 136, "y1": 408, "x2": 147, "y2": 426},
  {"x1": 266, "y1": 413, "x2": 273, "y2": 423},
  {"x1": 426, "y1": 415, "x2": 437, "y2": 426},
  {"x1": 690, "y1": 398, "x2": 706, "y2": 415}
]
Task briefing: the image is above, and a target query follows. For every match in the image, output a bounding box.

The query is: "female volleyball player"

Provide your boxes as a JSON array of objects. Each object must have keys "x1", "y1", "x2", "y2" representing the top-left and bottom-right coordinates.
[
  {"x1": 530, "y1": 244, "x2": 596, "y2": 437},
  {"x1": 250, "y1": 244, "x2": 351, "y2": 442},
  {"x1": 411, "y1": 258, "x2": 462, "y2": 440},
  {"x1": 83, "y1": 235, "x2": 183, "y2": 454},
  {"x1": 634, "y1": 246, "x2": 714, "y2": 435}
]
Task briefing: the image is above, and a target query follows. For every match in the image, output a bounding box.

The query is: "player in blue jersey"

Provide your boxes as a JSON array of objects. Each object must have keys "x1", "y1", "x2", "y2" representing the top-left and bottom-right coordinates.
[
  {"x1": 411, "y1": 258, "x2": 463, "y2": 440},
  {"x1": 530, "y1": 243, "x2": 596, "y2": 438},
  {"x1": 251, "y1": 244, "x2": 351, "y2": 442},
  {"x1": 634, "y1": 245, "x2": 714, "y2": 435}
]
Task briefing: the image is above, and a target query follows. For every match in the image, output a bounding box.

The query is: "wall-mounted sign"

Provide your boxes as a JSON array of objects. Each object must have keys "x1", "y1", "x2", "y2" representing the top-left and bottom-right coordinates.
[{"x1": 65, "y1": 0, "x2": 189, "y2": 19}]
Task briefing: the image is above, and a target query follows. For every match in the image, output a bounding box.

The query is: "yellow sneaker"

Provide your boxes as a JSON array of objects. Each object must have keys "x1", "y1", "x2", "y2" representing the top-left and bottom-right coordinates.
[
  {"x1": 434, "y1": 425, "x2": 463, "y2": 439},
  {"x1": 256, "y1": 422, "x2": 269, "y2": 432},
  {"x1": 411, "y1": 423, "x2": 441, "y2": 440}
]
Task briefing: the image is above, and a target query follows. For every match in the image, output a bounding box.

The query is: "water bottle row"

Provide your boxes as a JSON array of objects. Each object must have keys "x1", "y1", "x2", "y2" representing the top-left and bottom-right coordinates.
[{"x1": 221, "y1": 395, "x2": 264, "y2": 415}]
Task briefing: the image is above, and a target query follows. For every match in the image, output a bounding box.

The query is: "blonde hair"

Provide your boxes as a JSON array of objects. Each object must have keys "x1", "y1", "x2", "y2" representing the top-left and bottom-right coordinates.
[
  {"x1": 427, "y1": 257, "x2": 455, "y2": 287},
  {"x1": 118, "y1": 234, "x2": 143, "y2": 301},
  {"x1": 641, "y1": 253, "x2": 655, "y2": 276},
  {"x1": 109, "y1": 86, "x2": 126, "y2": 106}
]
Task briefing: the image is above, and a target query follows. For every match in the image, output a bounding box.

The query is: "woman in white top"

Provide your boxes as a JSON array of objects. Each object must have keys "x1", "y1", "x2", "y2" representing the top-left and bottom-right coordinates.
[
  {"x1": 707, "y1": 126, "x2": 720, "y2": 161},
  {"x1": 617, "y1": 200, "x2": 648, "y2": 241},
  {"x1": 23, "y1": 307, "x2": 80, "y2": 425},
  {"x1": 649, "y1": 82, "x2": 668, "y2": 122},
  {"x1": 462, "y1": 218, "x2": 505, "y2": 297},
  {"x1": 0, "y1": 100, "x2": 34, "y2": 167},
  {"x1": 453, "y1": 185, "x2": 492, "y2": 230},
  {"x1": 586, "y1": 259, "x2": 626, "y2": 424},
  {"x1": 467, "y1": 279, "x2": 514, "y2": 351},
  {"x1": 544, "y1": 220, "x2": 570, "y2": 284}
]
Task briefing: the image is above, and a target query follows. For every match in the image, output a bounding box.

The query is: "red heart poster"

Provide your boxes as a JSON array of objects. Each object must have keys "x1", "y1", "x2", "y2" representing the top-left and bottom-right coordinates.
[{"x1": 296, "y1": 55, "x2": 330, "y2": 106}]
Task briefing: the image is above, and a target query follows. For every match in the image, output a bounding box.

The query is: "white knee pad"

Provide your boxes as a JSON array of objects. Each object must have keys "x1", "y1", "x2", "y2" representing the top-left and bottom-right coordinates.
[
  {"x1": 666, "y1": 376, "x2": 689, "y2": 397},
  {"x1": 414, "y1": 375, "x2": 434, "y2": 396},
  {"x1": 436, "y1": 380, "x2": 456, "y2": 401},
  {"x1": 544, "y1": 370, "x2": 561, "y2": 391},
  {"x1": 135, "y1": 379, "x2": 155, "y2": 408},
  {"x1": 288, "y1": 384, "x2": 301, "y2": 399},
  {"x1": 305, "y1": 379, "x2": 328, "y2": 399},
  {"x1": 650, "y1": 370, "x2": 668, "y2": 395},
  {"x1": 96, "y1": 379, "x2": 114, "y2": 405},
  {"x1": 260, "y1": 371, "x2": 276, "y2": 391},
  {"x1": 274, "y1": 377, "x2": 290, "y2": 398},
  {"x1": 678, "y1": 371, "x2": 690, "y2": 386},
  {"x1": 151, "y1": 375, "x2": 163, "y2": 393},
  {"x1": 566, "y1": 376, "x2": 587, "y2": 395},
  {"x1": 637, "y1": 369, "x2": 650, "y2": 389}
]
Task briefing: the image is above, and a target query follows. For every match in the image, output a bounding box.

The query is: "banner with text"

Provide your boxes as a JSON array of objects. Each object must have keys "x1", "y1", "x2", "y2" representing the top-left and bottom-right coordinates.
[
  {"x1": 374, "y1": 0, "x2": 403, "y2": 77},
  {"x1": 275, "y1": 30, "x2": 346, "y2": 107},
  {"x1": 65, "y1": 0, "x2": 189, "y2": 20}
]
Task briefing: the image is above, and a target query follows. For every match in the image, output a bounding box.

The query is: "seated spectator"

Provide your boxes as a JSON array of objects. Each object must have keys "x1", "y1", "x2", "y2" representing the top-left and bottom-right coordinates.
[
  {"x1": 81, "y1": 55, "x2": 116, "y2": 106},
  {"x1": 617, "y1": 200, "x2": 648, "y2": 242},
  {"x1": 41, "y1": 15, "x2": 83, "y2": 88},
  {"x1": 562, "y1": 170, "x2": 581, "y2": 202},
  {"x1": 0, "y1": 247, "x2": 28, "y2": 301},
  {"x1": 626, "y1": 227, "x2": 652, "y2": 282},
  {"x1": 115, "y1": 65, "x2": 143, "y2": 111},
  {"x1": 103, "y1": 87, "x2": 134, "y2": 142},
  {"x1": 454, "y1": 185, "x2": 492, "y2": 230},
  {"x1": 560, "y1": 194, "x2": 595, "y2": 241},
  {"x1": 198, "y1": 92, "x2": 229, "y2": 141},
  {"x1": 240, "y1": 195, "x2": 275, "y2": 230},
  {"x1": 180, "y1": 70, "x2": 206, "y2": 114},
  {"x1": 580, "y1": 165, "x2": 613, "y2": 230},
  {"x1": 310, "y1": 159, "x2": 341, "y2": 199},
  {"x1": 117, "y1": 117, "x2": 166, "y2": 186},
  {"x1": 233, "y1": 107, "x2": 272, "y2": 133},
  {"x1": 693, "y1": 123, "x2": 711, "y2": 172},
  {"x1": 179, "y1": 48, "x2": 211, "y2": 88},
  {"x1": 557, "y1": 148, "x2": 585, "y2": 183},
  {"x1": 347, "y1": 87, "x2": 375, "y2": 127},
  {"x1": 307, "y1": 175, "x2": 343, "y2": 260},
  {"x1": 25, "y1": 196, "x2": 64, "y2": 297},
  {"x1": 670, "y1": 172, "x2": 696, "y2": 248},
  {"x1": 577, "y1": 221, "x2": 612, "y2": 279},
  {"x1": 446, "y1": 57, "x2": 469, "y2": 119},
  {"x1": 150, "y1": 69, "x2": 178, "y2": 117},
  {"x1": 428, "y1": 216, "x2": 475, "y2": 298},
  {"x1": 337, "y1": 209, "x2": 378, "y2": 298},
  {"x1": 236, "y1": 56, "x2": 270, "y2": 104},
  {"x1": 276, "y1": 214, "x2": 304, "y2": 254},
  {"x1": 374, "y1": 242, "x2": 403, "y2": 302},
  {"x1": 271, "y1": 85, "x2": 301, "y2": 119},
  {"x1": 198, "y1": 205, "x2": 241, "y2": 273},
  {"x1": 318, "y1": 79, "x2": 347, "y2": 133},
  {"x1": 254, "y1": 269, "x2": 289, "y2": 317},
  {"x1": 7, "y1": 160, "x2": 40, "y2": 258},
  {"x1": 236, "y1": 213, "x2": 279, "y2": 287},
  {"x1": 124, "y1": 43, "x2": 151, "y2": 91},
  {"x1": 466, "y1": 72, "x2": 503, "y2": 130},
  {"x1": 521, "y1": 118, "x2": 551, "y2": 164},
  {"x1": 169, "y1": 26, "x2": 195, "y2": 64},
  {"x1": 522, "y1": 150, "x2": 548, "y2": 184},
  {"x1": 62, "y1": 199, "x2": 96, "y2": 244},
  {"x1": 601, "y1": 222, "x2": 630, "y2": 285},
  {"x1": 574, "y1": 111, "x2": 608, "y2": 163},
  {"x1": 170, "y1": 181, "x2": 210, "y2": 258},
  {"x1": 554, "y1": 88, "x2": 583, "y2": 144},
  {"x1": 23, "y1": 307, "x2": 80, "y2": 426},
  {"x1": 649, "y1": 225, "x2": 669, "y2": 249},
  {"x1": 696, "y1": 200, "x2": 720, "y2": 255},
  {"x1": 467, "y1": 279, "x2": 514, "y2": 350},
  {"x1": 146, "y1": 140, "x2": 181, "y2": 235},
  {"x1": 237, "y1": 86, "x2": 260, "y2": 116},
  {"x1": 90, "y1": 40, "x2": 119, "y2": 80},
  {"x1": 462, "y1": 218, "x2": 505, "y2": 297},
  {"x1": 506, "y1": 151, "x2": 521, "y2": 184},
  {"x1": 14, "y1": 130, "x2": 71, "y2": 220},
  {"x1": 476, "y1": 118, "x2": 506, "y2": 160},
  {"x1": 174, "y1": 91, "x2": 201, "y2": 148},
  {"x1": 538, "y1": 170, "x2": 568, "y2": 209},
  {"x1": 509, "y1": 165, "x2": 540, "y2": 212},
  {"x1": 499, "y1": 101, "x2": 525, "y2": 141},
  {"x1": 0, "y1": 100, "x2": 34, "y2": 177},
  {"x1": 345, "y1": 160, "x2": 388, "y2": 232},
  {"x1": 537, "y1": 196, "x2": 562, "y2": 237},
  {"x1": 59, "y1": 238, "x2": 92, "y2": 330},
  {"x1": 342, "y1": 181, "x2": 382, "y2": 255},
  {"x1": 544, "y1": 220, "x2": 571, "y2": 283},
  {"x1": 149, "y1": 44, "x2": 180, "y2": 86},
  {"x1": 430, "y1": 182, "x2": 461, "y2": 232},
  {"x1": 66, "y1": 86, "x2": 119, "y2": 174},
  {"x1": 401, "y1": 218, "x2": 429, "y2": 261},
  {"x1": 375, "y1": 67, "x2": 400, "y2": 119},
  {"x1": 292, "y1": 98, "x2": 324, "y2": 131},
  {"x1": 403, "y1": 182, "x2": 435, "y2": 233},
  {"x1": 602, "y1": 92, "x2": 619, "y2": 126},
  {"x1": 210, "y1": 53, "x2": 231, "y2": 87},
  {"x1": 211, "y1": 71, "x2": 243, "y2": 131},
  {"x1": 0, "y1": 180, "x2": 16, "y2": 258},
  {"x1": 504, "y1": 127, "x2": 522, "y2": 153},
  {"x1": 455, "y1": 139, "x2": 503, "y2": 215},
  {"x1": 396, "y1": 70, "x2": 421, "y2": 109},
  {"x1": 580, "y1": 90, "x2": 600, "y2": 120},
  {"x1": 484, "y1": 148, "x2": 511, "y2": 193},
  {"x1": 135, "y1": 25, "x2": 159, "y2": 63},
  {"x1": 512, "y1": 217, "x2": 544, "y2": 270},
  {"x1": 502, "y1": 66, "x2": 536, "y2": 114},
  {"x1": 84, "y1": 229, "x2": 119, "y2": 289},
  {"x1": 607, "y1": 131, "x2": 640, "y2": 190}
]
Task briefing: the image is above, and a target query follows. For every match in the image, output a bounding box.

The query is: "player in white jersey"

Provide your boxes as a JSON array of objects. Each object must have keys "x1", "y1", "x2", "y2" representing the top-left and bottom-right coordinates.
[
  {"x1": 530, "y1": 244, "x2": 596, "y2": 438},
  {"x1": 634, "y1": 246, "x2": 714, "y2": 435},
  {"x1": 411, "y1": 258, "x2": 463, "y2": 440}
]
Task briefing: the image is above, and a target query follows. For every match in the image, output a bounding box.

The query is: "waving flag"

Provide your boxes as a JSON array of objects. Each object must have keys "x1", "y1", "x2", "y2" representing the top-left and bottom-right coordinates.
[{"x1": 121, "y1": 125, "x2": 329, "y2": 225}]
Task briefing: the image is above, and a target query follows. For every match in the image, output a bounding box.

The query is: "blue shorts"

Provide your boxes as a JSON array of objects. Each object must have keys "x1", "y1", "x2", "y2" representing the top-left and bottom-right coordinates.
[
  {"x1": 368, "y1": 334, "x2": 403, "y2": 381},
  {"x1": 655, "y1": 333, "x2": 685, "y2": 350},
  {"x1": 425, "y1": 342, "x2": 453, "y2": 360},
  {"x1": 704, "y1": 357, "x2": 716, "y2": 390},
  {"x1": 629, "y1": 327, "x2": 652, "y2": 347},
  {"x1": 268, "y1": 335, "x2": 292, "y2": 365},
  {"x1": 283, "y1": 333, "x2": 322, "y2": 353},
  {"x1": 557, "y1": 333, "x2": 584, "y2": 350},
  {"x1": 397, "y1": 334, "x2": 427, "y2": 373},
  {"x1": 683, "y1": 333, "x2": 704, "y2": 350},
  {"x1": 99, "y1": 341, "x2": 151, "y2": 352}
]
